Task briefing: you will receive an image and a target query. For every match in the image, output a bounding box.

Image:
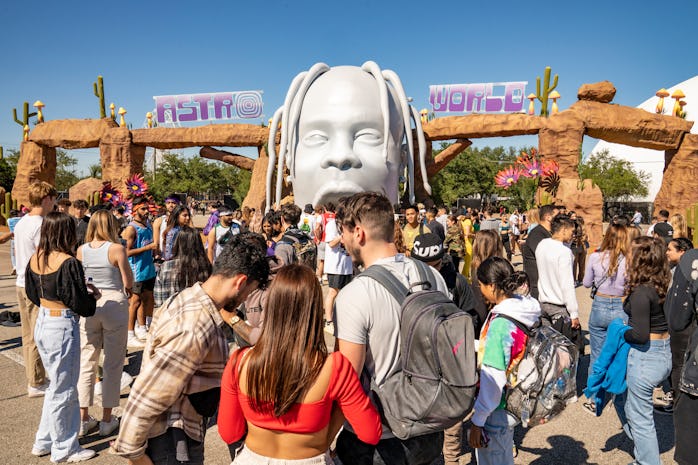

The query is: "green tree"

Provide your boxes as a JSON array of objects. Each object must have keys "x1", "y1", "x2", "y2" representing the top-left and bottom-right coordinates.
[
  {"x1": 430, "y1": 145, "x2": 518, "y2": 206},
  {"x1": 578, "y1": 149, "x2": 650, "y2": 200},
  {"x1": 87, "y1": 163, "x2": 102, "y2": 178},
  {"x1": 145, "y1": 152, "x2": 252, "y2": 203},
  {"x1": 0, "y1": 148, "x2": 19, "y2": 191},
  {"x1": 55, "y1": 149, "x2": 79, "y2": 191}
]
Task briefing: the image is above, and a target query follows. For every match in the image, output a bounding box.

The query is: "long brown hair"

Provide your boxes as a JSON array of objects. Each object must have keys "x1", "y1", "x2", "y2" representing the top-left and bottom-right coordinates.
[
  {"x1": 471, "y1": 229, "x2": 504, "y2": 280},
  {"x1": 37, "y1": 212, "x2": 77, "y2": 269},
  {"x1": 598, "y1": 224, "x2": 628, "y2": 277},
  {"x1": 625, "y1": 236, "x2": 671, "y2": 302},
  {"x1": 670, "y1": 213, "x2": 688, "y2": 239},
  {"x1": 244, "y1": 264, "x2": 327, "y2": 416}
]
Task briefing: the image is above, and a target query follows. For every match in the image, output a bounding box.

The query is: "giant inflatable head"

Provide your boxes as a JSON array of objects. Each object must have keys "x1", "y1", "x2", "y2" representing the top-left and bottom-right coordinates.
[{"x1": 266, "y1": 61, "x2": 430, "y2": 210}]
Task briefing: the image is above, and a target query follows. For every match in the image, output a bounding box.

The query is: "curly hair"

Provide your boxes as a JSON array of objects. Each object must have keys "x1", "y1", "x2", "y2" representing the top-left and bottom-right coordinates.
[{"x1": 625, "y1": 236, "x2": 671, "y2": 302}]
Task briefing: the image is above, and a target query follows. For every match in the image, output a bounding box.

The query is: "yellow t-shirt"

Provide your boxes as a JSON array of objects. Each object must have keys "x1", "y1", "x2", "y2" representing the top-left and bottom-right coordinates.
[{"x1": 402, "y1": 223, "x2": 431, "y2": 252}]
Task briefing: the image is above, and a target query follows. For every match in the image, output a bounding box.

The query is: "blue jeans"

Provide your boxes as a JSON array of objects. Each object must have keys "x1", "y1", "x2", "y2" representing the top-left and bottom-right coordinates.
[
  {"x1": 587, "y1": 296, "x2": 627, "y2": 414},
  {"x1": 475, "y1": 409, "x2": 518, "y2": 465},
  {"x1": 588, "y1": 295, "x2": 627, "y2": 369},
  {"x1": 624, "y1": 338, "x2": 671, "y2": 465},
  {"x1": 33, "y1": 307, "x2": 82, "y2": 462}
]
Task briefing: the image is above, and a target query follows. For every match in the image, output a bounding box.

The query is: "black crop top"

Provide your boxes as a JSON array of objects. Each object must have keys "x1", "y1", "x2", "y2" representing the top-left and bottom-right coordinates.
[
  {"x1": 623, "y1": 285, "x2": 668, "y2": 344},
  {"x1": 25, "y1": 257, "x2": 96, "y2": 317}
]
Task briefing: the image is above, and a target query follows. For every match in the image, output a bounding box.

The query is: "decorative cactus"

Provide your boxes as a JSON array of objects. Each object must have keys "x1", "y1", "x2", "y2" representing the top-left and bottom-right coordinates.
[
  {"x1": 535, "y1": 66, "x2": 559, "y2": 117},
  {"x1": 1, "y1": 192, "x2": 18, "y2": 221},
  {"x1": 93, "y1": 75, "x2": 106, "y2": 118},
  {"x1": 0, "y1": 146, "x2": 3, "y2": 160},
  {"x1": 12, "y1": 101, "x2": 37, "y2": 127},
  {"x1": 686, "y1": 203, "x2": 698, "y2": 246},
  {"x1": 87, "y1": 191, "x2": 101, "y2": 208}
]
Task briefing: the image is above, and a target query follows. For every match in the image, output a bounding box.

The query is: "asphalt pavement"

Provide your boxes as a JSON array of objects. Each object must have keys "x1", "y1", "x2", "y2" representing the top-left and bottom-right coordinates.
[{"x1": 0, "y1": 218, "x2": 677, "y2": 464}]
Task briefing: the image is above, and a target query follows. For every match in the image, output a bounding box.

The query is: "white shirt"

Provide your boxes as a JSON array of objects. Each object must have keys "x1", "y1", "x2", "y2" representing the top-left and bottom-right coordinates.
[
  {"x1": 535, "y1": 238, "x2": 579, "y2": 319},
  {"x1": 297, "y1": 213, "x2": 316, "y2": 240},
  {"x1": 14, "y1": 214, "x2": 44, "y2": 288},
  {"x1": 323, "y1": 219, "x2": 352, "y2": 275}
]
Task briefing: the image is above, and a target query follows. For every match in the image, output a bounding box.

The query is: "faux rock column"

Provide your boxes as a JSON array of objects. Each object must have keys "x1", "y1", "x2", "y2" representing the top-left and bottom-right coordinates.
[
  {"x1": 100, "y1": 127, "x2": 146, "y2": 193},
  {"x1": 654, "y1": 133, "x2": 698, "y2": 215},
  {"x1": 11, "y1": 141, "x2": 57, "y2": 208}
]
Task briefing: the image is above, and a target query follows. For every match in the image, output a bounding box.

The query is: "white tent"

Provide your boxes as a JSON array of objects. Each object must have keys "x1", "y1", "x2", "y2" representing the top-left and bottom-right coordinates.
[{"x1": 589, "y1": 76, "x2": 698, "y2": 201}]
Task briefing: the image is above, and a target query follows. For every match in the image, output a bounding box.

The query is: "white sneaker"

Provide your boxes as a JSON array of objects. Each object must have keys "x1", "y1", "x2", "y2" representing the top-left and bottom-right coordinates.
[
  {"x1": 98, "y1": 417, "x2": 119, "y2": 436},
  {"x1": 31, "y1": 446, "x2": 51, "y2": 457},
  {"x1": 79, "y1": 416, "x2": 98, "y2": 437},
  {"x1": 120, "y1": 371, "x2": 133, "y2": 391},
  {"x1": 52, "y1": 447, "x2": 96, "y2": 463},
  {"x1": 93, "y1": 381, "x2": 102, "y2": 397},
  {"x1": 27, "y1": 382, "x2": 49, "y2": 398},
  {"x1": 134, "y1": 325, "x2": 148, "y2": 341},
  {"x1": 127, "y1": 334, "x2": 145, "y2": 349}
]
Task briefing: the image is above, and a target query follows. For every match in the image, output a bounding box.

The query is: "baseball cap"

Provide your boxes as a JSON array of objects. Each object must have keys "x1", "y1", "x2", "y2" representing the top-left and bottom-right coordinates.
[{"x1": 411, "y1": 233, "x2": 445, "y2": 263}]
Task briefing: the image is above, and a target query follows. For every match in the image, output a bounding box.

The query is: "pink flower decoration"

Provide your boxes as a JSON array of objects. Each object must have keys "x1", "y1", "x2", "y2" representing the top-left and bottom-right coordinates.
[
  {"x1": 100, "y1": 182, "x2": 122, "y2": 205},
  {"x1": 125, "y1": 174, "x2": 148, "y2": 197},
  {"x1": 541, "y1": 160, "x2": 559, "y2": 177},
  {"x1": 520, "y1": 159, "x2": 542, "y2": 178},
  {"x1": 495, "y1": 166, "x2": 523, "y2": 189}
]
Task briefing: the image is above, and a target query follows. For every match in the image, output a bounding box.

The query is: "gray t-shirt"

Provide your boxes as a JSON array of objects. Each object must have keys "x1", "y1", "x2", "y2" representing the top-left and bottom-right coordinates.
[
  {"x1": 334, "y1": 254, "x2": 448, "y2": 388},
  {"x1": 334, "y1": 254, "x2": 448, "y2": 438}
]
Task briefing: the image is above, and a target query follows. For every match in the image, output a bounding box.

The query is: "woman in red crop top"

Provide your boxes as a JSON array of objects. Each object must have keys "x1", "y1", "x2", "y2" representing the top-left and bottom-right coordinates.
[{"x1": 218, "y1": 264, "x2": 381, "y2": 463}]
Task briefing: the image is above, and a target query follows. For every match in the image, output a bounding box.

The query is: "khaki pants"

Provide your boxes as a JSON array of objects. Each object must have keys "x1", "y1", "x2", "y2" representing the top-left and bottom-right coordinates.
[
  {"x1": 442, "y1": 422, "x2": 463, "y2": 465},
  {"x1": 77, "y1": 290, "x2": 129, "y2": 408},
  {"x1": 16, "y1": 286, "x2": 46, "y2": 387}
]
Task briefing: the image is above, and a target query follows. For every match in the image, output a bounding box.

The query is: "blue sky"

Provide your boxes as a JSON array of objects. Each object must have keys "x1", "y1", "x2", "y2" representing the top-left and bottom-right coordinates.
[{"x1": 1, "y1": 0, "x2": 697, "y2": 176}]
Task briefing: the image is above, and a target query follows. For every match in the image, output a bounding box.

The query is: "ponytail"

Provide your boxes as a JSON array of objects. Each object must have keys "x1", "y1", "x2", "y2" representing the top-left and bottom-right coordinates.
[{"x1": 477, "y1": 256, "x2": 530, "y2": 297}]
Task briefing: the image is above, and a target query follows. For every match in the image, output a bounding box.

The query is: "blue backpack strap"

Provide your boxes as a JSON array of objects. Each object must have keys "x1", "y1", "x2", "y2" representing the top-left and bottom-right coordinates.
[{"x1": 360, "y1": 265, "x2": 409, "y2": 304}]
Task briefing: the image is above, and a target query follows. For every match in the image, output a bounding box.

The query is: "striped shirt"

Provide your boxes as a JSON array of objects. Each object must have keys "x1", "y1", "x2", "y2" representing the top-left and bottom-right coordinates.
[{"x1": 111, "y1": 282, "x2": 228, "y2": 459}]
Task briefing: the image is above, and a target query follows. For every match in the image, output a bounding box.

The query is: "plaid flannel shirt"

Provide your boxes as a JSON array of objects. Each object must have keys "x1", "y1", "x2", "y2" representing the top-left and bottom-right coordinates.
[
  {"x1": 111, "y1": 283, "x2": 228, "y2": 460},
  {"x1": 154, "y1": 258, "x2": 184, "y2": 308}
]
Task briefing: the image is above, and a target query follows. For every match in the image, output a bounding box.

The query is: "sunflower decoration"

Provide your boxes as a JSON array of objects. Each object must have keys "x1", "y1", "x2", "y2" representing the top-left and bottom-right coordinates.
[
  {"x1": 494, "y1": 166, "x2": 523, "y2": 189},
  {"x1": 100, "y1": 182, "x2": 122, "y2": 206},
  {"x1": 125, "y1": 174, "x2": 149, "y2": 197}
]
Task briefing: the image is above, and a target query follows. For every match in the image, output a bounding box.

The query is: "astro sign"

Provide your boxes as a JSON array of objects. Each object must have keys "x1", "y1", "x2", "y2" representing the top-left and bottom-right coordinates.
[
  {"x1": 429, "y1": 82, "x2": 527, "y2": 114},
  {"x1": 153, "y1": 90, "x2": 264, "y2": 124}
]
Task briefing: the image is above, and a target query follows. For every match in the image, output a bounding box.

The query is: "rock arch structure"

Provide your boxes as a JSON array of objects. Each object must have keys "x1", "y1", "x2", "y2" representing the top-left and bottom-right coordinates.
[{"x1": 12, "y1": 81, "x2": 696, "y2": 247}]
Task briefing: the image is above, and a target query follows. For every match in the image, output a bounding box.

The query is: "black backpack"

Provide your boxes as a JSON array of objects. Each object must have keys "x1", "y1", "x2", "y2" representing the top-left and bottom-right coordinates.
[
  {"x1": 360, "y1": 260, "x2": 478, "y2": 439},
  {"x1": 279, "y1": 230, "x2": 317, "y2": 270}
]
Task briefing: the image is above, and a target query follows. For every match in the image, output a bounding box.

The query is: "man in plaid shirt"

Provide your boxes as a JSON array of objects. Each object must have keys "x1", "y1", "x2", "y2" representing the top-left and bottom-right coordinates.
[{"x1": 112, "y1": 233, "x2": 270, "y2": 465}]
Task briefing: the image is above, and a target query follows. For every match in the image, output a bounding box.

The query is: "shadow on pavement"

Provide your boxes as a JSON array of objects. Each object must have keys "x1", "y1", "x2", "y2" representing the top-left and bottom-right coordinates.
[
  {"x1": 519, "y1": 434, "x2": 597, "y2": 465},
  {"x1": 0, "y1": 336, "x2": 21, "y2": 352}
]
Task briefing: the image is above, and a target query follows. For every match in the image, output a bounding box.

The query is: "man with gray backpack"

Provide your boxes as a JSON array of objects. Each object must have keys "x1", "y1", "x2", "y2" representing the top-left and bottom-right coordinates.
[{"x1": 334, "y1": 192, "x2": 478, "y2": 465}]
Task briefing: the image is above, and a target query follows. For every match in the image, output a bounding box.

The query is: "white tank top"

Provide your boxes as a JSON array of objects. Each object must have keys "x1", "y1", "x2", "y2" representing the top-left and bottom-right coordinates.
[{"x1": 81, "y1": 242, "x2": 123, "y2": 290}]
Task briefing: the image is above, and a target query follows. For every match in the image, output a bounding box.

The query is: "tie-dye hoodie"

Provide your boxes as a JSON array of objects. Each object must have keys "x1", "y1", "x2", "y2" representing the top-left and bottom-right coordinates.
[{"x1": 471, "y1": 295, "x2": 541, "y2": 427}]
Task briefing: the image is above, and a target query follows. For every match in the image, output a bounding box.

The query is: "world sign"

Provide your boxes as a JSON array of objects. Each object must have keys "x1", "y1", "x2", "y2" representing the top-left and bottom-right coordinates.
[{"x1": 429, "y1": 81, "x2": 527, "y2": 114}]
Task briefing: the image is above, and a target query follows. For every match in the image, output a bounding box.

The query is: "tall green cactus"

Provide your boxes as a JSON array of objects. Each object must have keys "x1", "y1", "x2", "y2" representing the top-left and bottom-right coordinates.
[
  {"x1": 535, "y1": 66, "x2": 559, "y2": 117},
  {"x1": 12, "y1": 101, "x2": 37, "y2": 127},
  {"x1": 93, "y1": 75, "x2": 106, "y2": 118},
  {"x1": 87, "y1": 191, "x2": 101, "y2": 208},
  {"x1": 1, "y1": 192, "x2": 18, "y2": 221},
  {"x1": 686, "y1": 203, "x2": 698, "y2": 246},
  {"x1": 0, "y1": 146, "x2": 3, "y2": 160}
]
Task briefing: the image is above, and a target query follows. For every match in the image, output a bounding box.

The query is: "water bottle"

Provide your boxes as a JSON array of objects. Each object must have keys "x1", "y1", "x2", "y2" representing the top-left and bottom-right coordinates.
[{"x1": 520, "y1": 405, "x2": 530, "y2": 427}]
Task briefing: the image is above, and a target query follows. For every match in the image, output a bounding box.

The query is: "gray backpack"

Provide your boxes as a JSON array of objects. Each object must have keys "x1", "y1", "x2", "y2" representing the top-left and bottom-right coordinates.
[{"x1": 360, "y1": 260, "x2": 478, "y2": 440}]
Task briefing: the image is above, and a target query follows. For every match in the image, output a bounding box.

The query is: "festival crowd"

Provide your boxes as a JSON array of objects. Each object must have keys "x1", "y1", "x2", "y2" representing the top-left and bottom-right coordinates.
[{"x1": 7, "y1": 180, "x2": 698, "y2": 465}]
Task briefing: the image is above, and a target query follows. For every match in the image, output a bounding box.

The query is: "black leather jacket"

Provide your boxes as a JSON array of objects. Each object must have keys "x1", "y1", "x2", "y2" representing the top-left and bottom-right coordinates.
[{"x1": 666, "y1": 249, "x2": 698, "y2": 395}]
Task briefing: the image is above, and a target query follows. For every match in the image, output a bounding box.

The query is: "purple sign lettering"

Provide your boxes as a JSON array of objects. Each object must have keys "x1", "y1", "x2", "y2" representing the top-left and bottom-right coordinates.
[
  {"x1": 153, "y1": 91, "x2": 263, "y2": 124},
  {"x1": 428, "y1": 82, "x2": 527, "y2": 114}
]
